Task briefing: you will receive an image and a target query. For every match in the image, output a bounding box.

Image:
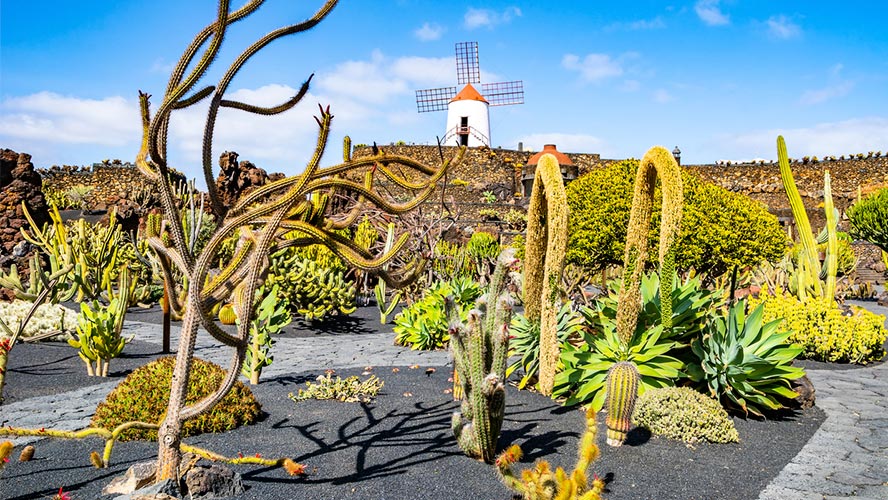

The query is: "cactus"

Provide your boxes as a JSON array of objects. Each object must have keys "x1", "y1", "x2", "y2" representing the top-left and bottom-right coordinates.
[
  {"x1": 495, "y1": 408, "x2": 604, "y2": 500},
  {"x1": 604, "y1": 361, "x2": 640, "y2": 447},
  {"x1": 124, "y1": 0, "x2": 465, "y2": 479},
  {"x1": 446, "y1": 249, "x2": 518, "y2": 463},
  {"x1": 67, "y1": 267, "x2": 133, "y2": 376},
  {"x1": 241, "y1": 285, "x2": 292, "y2": 384},
  {"x1": 218, "y1": 303, "x2": 237, "y2": 325},
  {"x1": 778, "y1": 137, "x2": 839, "y2": 302},
  {"x1": 374, "y1": 222, "x2": 402, "y2": 324},
  {"x1": 523, "y1": 153, "x2": 569, "y2": 396}
]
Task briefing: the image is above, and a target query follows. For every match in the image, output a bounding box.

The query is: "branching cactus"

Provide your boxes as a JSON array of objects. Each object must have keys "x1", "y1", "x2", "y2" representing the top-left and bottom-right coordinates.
[
  {"x1": 446, "y1": 249, "x2": 518, "y2": 463},
  {"x1": 778, "y1": 136, "x2": 839, "y2": 302},
  {"x1": 604, "y1": 361, "x2": 640, "y2": 447},
  {"x1": 496, "y1": 408, "x2": 605, "y2": 500},
  {"x1": 523, "y1": 153, "x2": 569, "y2": 396},
  {"x1": 608, "y1": 145, "x2": 683, "y2": 446},
  {"x1": 129, "y1": 0, "x2": 463, "y2": 481}
]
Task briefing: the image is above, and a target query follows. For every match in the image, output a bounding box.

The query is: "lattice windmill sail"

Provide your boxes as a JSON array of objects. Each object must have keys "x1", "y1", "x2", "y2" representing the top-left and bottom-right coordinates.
[{"x1": 415, "y1": 41, "x2": 524, "y2": 147}]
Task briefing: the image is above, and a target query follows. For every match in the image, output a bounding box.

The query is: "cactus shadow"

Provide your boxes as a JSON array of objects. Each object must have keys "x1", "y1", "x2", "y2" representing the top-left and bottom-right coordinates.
[{"x1": 248, "y1": 400, "x2": 461, "y2": 485}]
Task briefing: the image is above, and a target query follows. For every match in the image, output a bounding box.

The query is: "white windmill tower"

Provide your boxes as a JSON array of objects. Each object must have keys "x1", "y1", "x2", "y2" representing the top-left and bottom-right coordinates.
[{"x1": 415, "y1": 42, "x2": 524, "y2": 147}]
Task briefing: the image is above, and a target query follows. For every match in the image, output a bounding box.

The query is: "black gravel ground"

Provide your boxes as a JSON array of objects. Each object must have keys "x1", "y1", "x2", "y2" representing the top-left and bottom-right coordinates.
[{"x1": 1, "y1": 357, "x2": 824, "y2": 500}]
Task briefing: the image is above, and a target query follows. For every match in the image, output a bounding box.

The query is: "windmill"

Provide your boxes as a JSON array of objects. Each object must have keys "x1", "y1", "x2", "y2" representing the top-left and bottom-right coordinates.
[{"x1": 415, "y1": 41, "x2": 524, "y2": 147}]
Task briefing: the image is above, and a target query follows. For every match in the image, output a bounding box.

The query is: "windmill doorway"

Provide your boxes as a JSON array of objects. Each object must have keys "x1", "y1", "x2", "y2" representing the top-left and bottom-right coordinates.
[{"x1": 459, "y1": 117, "x2": 469, "y2": 146}]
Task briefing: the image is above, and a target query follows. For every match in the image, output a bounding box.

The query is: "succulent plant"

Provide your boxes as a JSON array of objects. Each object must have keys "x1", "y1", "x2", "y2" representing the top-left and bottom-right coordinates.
[
  {"x1": 604, "y1": 361, "x2": 640, "y2": 446},
  {"x1": 446, "y1": 250, "x2": 518, "y2": 462},
  {"x1": 687, "y1": 300, "x2": 805, "y2": 416},
  {"x1": 495, "y1": 408, "x2": 604, "y2": 500},
  {"x1": 632, "y1": 386, "x2": 739, "y2": 443}
]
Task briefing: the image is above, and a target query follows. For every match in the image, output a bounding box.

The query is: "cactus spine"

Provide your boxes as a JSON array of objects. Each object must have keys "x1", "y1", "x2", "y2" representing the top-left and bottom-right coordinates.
[
  {"x1": 495, "y1": 408, "x2": 604, "y2": 500},
  {"x1": 523, "y1": 153, "x2": 569, "y2": 396},
  {"x1": 446, "y1": 250, "x2": 517, "y2": 463},
  {"x1": 608, "y1": 146, "x2": 683, "y2": 447},
  {"x1": 605, "y1": 361, "x2": 640, "y2": 447}
]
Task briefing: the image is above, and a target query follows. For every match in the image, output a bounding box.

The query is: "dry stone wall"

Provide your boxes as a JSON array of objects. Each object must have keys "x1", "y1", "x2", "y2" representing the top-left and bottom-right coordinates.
[{"x1": 0, "y1": 149, "x2": 50, "y2": 279}]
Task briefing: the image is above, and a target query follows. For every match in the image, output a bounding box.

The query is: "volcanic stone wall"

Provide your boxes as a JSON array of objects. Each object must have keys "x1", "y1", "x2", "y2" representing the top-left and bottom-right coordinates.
[{"x1": 39, "y1": 162, "x2": 157, "y2": 210}]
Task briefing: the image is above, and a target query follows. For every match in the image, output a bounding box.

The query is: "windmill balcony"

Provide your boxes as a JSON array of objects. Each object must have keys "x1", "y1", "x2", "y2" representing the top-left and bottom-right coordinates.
[{"x1": 443, "y1": 125, "x2": 489, "y2": 147}]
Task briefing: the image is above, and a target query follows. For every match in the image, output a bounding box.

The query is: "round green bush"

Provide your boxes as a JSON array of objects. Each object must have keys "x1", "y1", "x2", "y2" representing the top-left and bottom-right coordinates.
[
  {"x1": 566, "y1": 160, "x2": 787, "y2": 278},
  {"x1": 632, "y1": 386, "x2": 739, "y2": 444},
  {"x1": 91, "y1": 356, "x2": 262, "y2": 441},
  {"x1": 848, "y1": 187, "x2": 888, "y2": 253}
]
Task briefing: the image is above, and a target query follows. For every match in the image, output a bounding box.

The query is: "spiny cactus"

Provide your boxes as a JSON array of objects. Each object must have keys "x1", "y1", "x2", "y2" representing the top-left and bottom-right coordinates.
[
  {"x1": 446, "y1": 249, "x2": 518, "y2": 463},
  {"x1": 607, "y1": 145, "x2": 683, "y2": 447},
  {"x1": 218, "y1": 303, "x2": 237, "y2": 325},
  {"x1": 128, "y1": 0, "x2": 464, "y2": 480},
  {"x1": 495, "y1": 408, "x2": 604, "y2": 500},
  {"x1": 523, "y1": 153, "x2": 569, "y2": 396},
  {"x1": 605, "y1": 361, "x2": 640, "y2": 447}
]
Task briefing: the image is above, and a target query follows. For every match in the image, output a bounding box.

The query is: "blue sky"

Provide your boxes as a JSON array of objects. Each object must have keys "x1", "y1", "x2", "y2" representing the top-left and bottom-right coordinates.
[{"x1": 2, "y1": 1, "x2": 887, "y2": 186}]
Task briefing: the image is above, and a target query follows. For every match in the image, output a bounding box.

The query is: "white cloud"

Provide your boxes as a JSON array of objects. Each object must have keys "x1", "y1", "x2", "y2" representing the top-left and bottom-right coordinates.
[
  {"x1": 464, "y1": 6, "x2": 522, "y2": 30},
  {"x1": 391, "y1": 56, "x2": 454, "y2": 87},
  {"x1": 799, "y1": 81, "x2": 854, "y2": 105},
  {"x1": 720, "y1": 117, "x2": 888, "y2": 160},
  {"x1": 562, "y1": 53, "x2": 624, "y2": 82},
  {"x1": 605, "y1": 17, "x2": 665, "y2": 31},
  {"x1": 620, "y1": 80, "x2": 641, "y2": 92},
  {"x1": 414, "y1": 22, "x2": 444, "y2": 41},
  {"x1": 830, "y1": 63, "x2": 844, "y2": 77},
  {"x1": 695, "y1": 0, "x2": 730, "y2": 26},
  {"x1": 767, "y1": 15, "x2": 801, "y2": 39},
  {"x1": 653, "y1": 89, "x2": 674, "y2": 103},
  {"x1": 0, "y1": 92, "x2": 139, "y2": 145},
  {"x1": 515, "y1": 133, "x2": 609, "y2": 155}
]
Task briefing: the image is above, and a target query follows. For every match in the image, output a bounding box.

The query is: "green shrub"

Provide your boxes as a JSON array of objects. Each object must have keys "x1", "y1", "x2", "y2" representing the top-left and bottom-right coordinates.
[
  {"x1": 393, "y1": 278, "x2": 481, "y2": 350},
  {"x1": 91, "y1": 357, "x2": 261, "y2": 441},
  {"x1": 566, "y1": 160, "x2": 787, "y2": 277},
  {"x1": 848, "y1": 188, "x2": 888, "y2": 253},
  {"x1": 266, "y1": 250, "x2": 356, "y2": 320},
  {"x1": 632, "y1": 386, "x2": 739, "y2": 444},
  {"x1": 748, "y1": 290, "x2": 887, "y2": 364}
]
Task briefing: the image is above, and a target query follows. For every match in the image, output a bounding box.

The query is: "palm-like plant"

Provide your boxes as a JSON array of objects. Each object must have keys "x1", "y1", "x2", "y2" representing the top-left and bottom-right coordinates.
[{"x1": 687, "y1": 300, "x2": 804, "y2": 416}]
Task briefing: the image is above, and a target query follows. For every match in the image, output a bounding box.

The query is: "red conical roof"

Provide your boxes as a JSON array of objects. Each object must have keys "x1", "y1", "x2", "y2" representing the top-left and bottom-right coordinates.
[
  {"x1": 527, "y1": 144, "x2": 573, "y2": 165},
  {"x1": 450, "y1": 84, "x2": 488, "y2": 104}
]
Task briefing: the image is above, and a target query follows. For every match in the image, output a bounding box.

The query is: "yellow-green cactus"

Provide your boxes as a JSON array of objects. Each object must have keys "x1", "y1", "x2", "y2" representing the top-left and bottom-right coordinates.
[
  {"x1": 523, "y1": 153, "x2": 569, "y2": 396},
  {"x1": 605, "y1": 361, "x2": 640, "y2": 447},
  {"x1": 495, "y1": 408, "x2": 604, "y2": 500}
]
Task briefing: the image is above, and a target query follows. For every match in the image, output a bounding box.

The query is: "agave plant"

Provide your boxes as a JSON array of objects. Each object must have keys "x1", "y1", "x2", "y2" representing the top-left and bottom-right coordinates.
[
  {"x1": 687, "y1": 300, "x2": 804, "y2": 417},
  {"x1": 589, "y1": 271, "x2": 721, "y2": 345},
  {"x1": 554, "y1": 319, "x2": 684, "y2": 410},
  {"x1": 552, "y1": 271, "x2": 719, "y2": 409},
  {"x1": 506, "y1": 303, "x2": 584, "y2": 389}
]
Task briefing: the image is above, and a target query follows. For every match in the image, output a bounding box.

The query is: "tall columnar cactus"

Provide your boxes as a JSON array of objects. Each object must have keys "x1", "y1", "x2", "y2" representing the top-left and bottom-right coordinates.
[
  {"x1": 777, "y1": 136, "x2": 837, "y2": 302},
  {"x1": 604, "y1": 361, "x2": 640, "y2": 447},
  {"x1": 129, "y1": 0, "x2": 463, "y2": 481},
  {"x1": 608, "y1": 145, "x2": 683, "y2": 447},
  {"x1": 523, "y1": 153, "x2": 569, "y2": 396},
  {"x1": 446, "y1": 250, "x2": 517, "y2": 463},
  {"x1": 822, "y1": 171, "x2": 838, "y2": 300}
]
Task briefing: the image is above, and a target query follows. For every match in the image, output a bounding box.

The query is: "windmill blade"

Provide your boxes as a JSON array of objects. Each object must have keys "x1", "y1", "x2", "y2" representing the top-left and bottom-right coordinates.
[
  {"x1": 416, "y1": 87, "x2": 457, "y2": 113},
  {"x1": 455, "y1": 41, "x2": 481, "y2": 85},
  {"x1": 482, "y1": 81, "x2": 524, "y2": 106}
]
